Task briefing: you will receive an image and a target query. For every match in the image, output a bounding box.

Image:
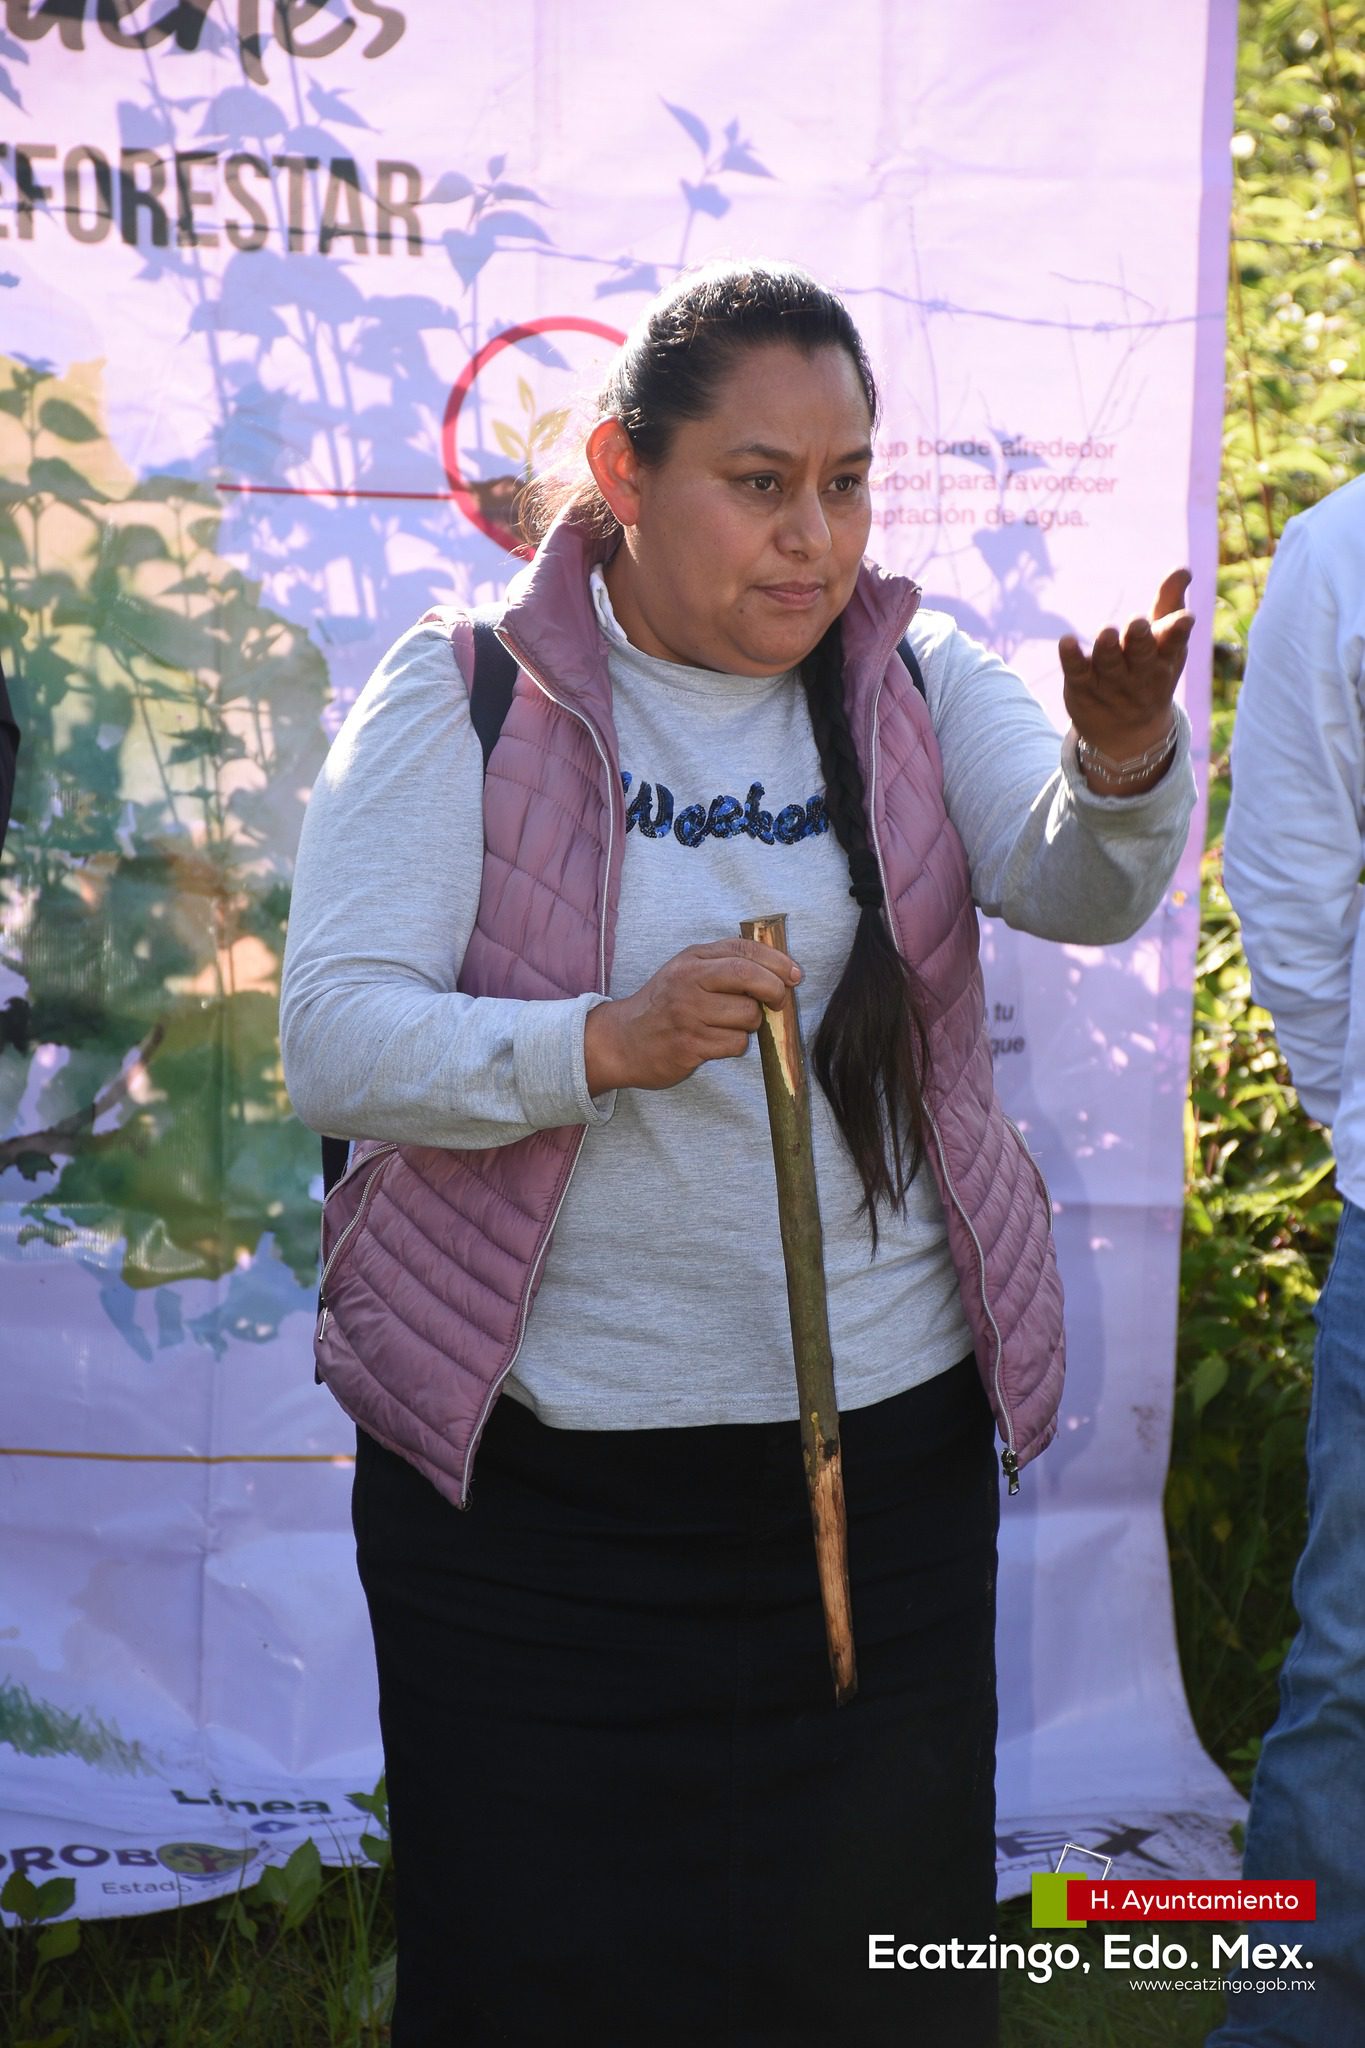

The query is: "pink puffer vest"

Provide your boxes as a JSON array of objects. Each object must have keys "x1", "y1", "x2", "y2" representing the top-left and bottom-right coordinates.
[{"x1": 313, "y1": 515, "x2": 1064, "y2": 1508}]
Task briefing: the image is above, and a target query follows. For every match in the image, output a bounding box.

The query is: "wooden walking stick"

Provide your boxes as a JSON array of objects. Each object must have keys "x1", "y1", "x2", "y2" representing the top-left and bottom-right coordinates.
[{"x1": 739, "y1": 912, "x2": 857, "y2": 1706}]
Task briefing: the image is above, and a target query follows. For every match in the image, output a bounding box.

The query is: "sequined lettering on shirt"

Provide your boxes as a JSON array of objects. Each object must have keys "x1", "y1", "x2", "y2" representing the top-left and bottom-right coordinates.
[{"x1": 620, "y1": 775, "x2": 828, "y2": 847}]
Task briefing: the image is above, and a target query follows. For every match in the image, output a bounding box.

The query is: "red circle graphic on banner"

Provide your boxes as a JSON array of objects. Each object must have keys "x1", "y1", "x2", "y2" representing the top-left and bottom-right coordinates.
[{"x1": 442, "y1": 317, "x2": 627, "y2": 557}]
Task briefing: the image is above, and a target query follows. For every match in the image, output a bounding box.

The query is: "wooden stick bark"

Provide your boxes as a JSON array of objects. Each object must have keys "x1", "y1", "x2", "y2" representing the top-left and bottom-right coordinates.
[{"x1": 740, "y1": 912, "x2": 857, "y2": 1706}]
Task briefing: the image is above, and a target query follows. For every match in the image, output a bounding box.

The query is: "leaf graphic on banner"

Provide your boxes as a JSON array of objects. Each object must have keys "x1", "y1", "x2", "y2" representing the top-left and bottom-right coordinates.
[
  {"x1": 443, "y1": 226, "x2": 498, "y2": 285},
  {"x1": 487, "y1": 152, "x2": 507, "y2": 178},
  {"x1": 596, "y1": 258, "x2": 662, "y2": 299},
  {"x1": 98, "y1": 1278, "x2": 156, "y2": 1363},
  {"x1": 970, "y1": 524, "x2": 1077, "y2": 655},
  {"x1": 492, "y1": 419, "x2": 528, "y2": 465},
  {"x1": 38, "y1": 397, "x2": 101, "y2": 443},
  {"x1": 0, "y1": 64, "x2": 21, "y2": 113},
  {"x1": 439, "y1": 212, "x2": 552, "y2": 284},
  {"x1": 0, "y1": 1681, "x2": 151, "y2": 1774},
  {"x1": 530, "y1": 407, "x2": 569, "y2": 453},
  {"x1": 166, "y1": 725, "x2": 248, "y2": 765},
  {"x1": 282, "y1": 121, "x2": 350, "y2": 160},
  {"x1": 989, "y1": 428, "x2": 1046, "y2": 476},
  {"x1": 663, "y1": 100, "x2": 711, "y2": 157},
  {"x1": 119, "y1": 96, "x2": 174, "y2": 148},
  {"x1": 681, "y1": 179, "x2": 730, "y2": 219},
  {"x1": 420, "y1": 170, "x2": 476, "y2": 205},
  {"x1": 719, "y1": 139, "x2": 773, "y2": 178},
  {"x1": 126, "y1": 474, "x2": 219, "y2": 508},
  {"x1": 0, "y1": 355, "x2": 331, "y2": 1300},
  {"x1": 101, "y1": 593, "x2": 219, "y2": 674},
  {"x1": 195, "y1": 85, "x2": 287, "y2": 145},
  {"x1": 28, "y1": 454, "x2": 109, "y2": 507},
  {"x1": 306, "y1": 79, "x2": 374, "y2": 131},
  {"x1": 489, "y1": 180, "x2": 546, "y2": 206},
  {"x1": 481, "y1": 208, "x2": 552, "y2": 243}
]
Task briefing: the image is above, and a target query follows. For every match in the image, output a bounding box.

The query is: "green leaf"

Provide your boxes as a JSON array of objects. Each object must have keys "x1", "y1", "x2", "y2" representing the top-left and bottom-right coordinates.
[
  {"x1": 1, "y1": 1871, "x2": 77, "y2": 1923},
  {"x1": 1191, "y1": 1352, "x2": 1229, "y2": 1415},
  {"x1": 253, "y1": 1837, "x2": 323, "y2": 1932},
  {"x1": 1, "y1": 1868, "x2": 43, "y2": 1921},
  {"x1": 217, "y1": 1891, "x2": 258, "y2": 1944},
  {"x1": 1259, "y1": 442, "x2": 1339, "y2": 483},
  {"x1": 346, "y1": 1776, "x2": 388, "y2": 1828},
  {"x1": 35, "y1": 1919, "x2": 80, "y2": 1962}
]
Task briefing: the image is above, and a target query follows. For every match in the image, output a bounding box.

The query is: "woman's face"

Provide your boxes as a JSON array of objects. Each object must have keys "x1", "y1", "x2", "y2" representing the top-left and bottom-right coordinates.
[{"x1": 600, "y1": 341, "x2": 875, "y2": 677}]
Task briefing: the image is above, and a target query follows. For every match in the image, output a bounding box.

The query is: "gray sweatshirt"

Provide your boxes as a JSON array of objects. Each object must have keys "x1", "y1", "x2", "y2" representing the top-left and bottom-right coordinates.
[{"x1": 280, "y1": 572, "x2": 1195, "y2": 1427}]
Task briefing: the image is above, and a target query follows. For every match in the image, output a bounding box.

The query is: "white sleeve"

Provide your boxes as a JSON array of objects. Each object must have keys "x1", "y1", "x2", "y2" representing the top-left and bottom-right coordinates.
[
  {"x1": 912, "y1": 611, "x2": 1197, "y2": 942},
  {"x1": 1223, "y1": 517, "x2": 1365, "y2": 1124},
  {"x1": 279, "y1": 620, "x2": 617, "y2": 1149}
]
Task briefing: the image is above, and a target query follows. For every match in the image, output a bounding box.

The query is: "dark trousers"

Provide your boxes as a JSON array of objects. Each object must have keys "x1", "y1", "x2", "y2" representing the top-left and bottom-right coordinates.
[{"x1": 353, "y1": 1354, "x2": 1001, "y2": 2047}]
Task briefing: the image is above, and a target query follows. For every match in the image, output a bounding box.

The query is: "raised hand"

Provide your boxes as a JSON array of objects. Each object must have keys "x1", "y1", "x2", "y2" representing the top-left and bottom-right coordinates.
[{"x1": 1058, "y1": 568, "x2": 1194, "y2": 793}]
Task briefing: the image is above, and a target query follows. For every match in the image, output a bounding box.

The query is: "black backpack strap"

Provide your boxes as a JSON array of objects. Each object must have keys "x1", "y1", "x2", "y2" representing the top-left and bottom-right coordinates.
[
  {"x1": 320, "y1": 1134, "x2": 351, "y2": 1200},
  {"x1": 317, "y1": 603, "x2": 519, "y2": 1226},
  {"x1": 317, "y1": 1132, "x2": 351, "y2": 1325},
  {"x1": 896, "y1": 632, "x2": 927, "y2": 701},
  {"x1": 466, "y1": 602, "x2": 520, "y2": 774}
]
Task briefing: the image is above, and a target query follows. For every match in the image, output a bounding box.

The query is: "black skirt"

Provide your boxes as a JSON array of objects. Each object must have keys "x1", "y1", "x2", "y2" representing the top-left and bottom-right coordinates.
[{"x1": 352, "y1": 1353, "x2": 1001, "y2": 2048}]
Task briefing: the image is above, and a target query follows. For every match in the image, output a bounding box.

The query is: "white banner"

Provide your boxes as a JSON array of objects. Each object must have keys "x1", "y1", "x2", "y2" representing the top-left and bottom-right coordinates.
[{"x1": 0, "y1": 0, "x2": 1240, "y2": 1916}]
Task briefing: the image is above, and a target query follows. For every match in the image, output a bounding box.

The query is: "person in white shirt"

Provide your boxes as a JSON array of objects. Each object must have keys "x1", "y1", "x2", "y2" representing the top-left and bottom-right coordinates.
[{"x1": 1216, "y1": 473, "x2": 1365, "y2": 2045}]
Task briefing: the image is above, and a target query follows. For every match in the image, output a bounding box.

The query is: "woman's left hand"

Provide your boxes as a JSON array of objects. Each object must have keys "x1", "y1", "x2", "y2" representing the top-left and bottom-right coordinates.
[{"x1": 1058, "y1": 568, "x2": 1194, "y2": 792}]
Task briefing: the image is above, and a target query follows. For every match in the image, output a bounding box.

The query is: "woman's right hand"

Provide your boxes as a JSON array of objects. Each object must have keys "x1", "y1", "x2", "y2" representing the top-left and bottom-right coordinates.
[{"x1": 584, "y1": 938, "x2": 802, "y2": 1094}]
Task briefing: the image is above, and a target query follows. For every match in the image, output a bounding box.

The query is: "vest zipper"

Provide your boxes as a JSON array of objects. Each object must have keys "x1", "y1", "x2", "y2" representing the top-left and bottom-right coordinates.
[
  {"x1": 316, "y1": 1143, "x2": 400, "y2": 1341},
  {"x1": 866, "y1": 672, "x2": 1022, "y2": 1496},
  {"x1": 459, "y1": 1126, "x2": 590, "y2": 1507},
  {"x1": 493, "y1": 624, "x2": 613, "y2": 995},
  {"x1": 452, "y1": 624, "x2": 616, "y2": 1506}
]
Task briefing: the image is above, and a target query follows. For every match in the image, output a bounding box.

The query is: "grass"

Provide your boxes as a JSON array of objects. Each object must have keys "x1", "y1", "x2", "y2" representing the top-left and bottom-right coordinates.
[
  {"x1": 2, "y1": 1869, "x2": 1232, "y2": 2045},
  {"x1": 3, "y1": 1829, "x2": 396, "y2": 2047},
  {"x1": 998, "y1": 1901, "x2": 1228, "y2": 2046}
]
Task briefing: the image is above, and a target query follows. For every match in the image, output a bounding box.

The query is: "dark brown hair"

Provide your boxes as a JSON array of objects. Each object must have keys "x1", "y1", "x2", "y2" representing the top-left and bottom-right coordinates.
[{"x1": 528, "y1": 261, "x2": 933, "y2": 1250}]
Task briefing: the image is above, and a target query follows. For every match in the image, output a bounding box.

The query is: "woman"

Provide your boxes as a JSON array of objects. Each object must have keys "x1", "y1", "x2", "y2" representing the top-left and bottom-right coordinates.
[{"x1": 280, "y1": 262, "x2": 1195, "y2": 2046}]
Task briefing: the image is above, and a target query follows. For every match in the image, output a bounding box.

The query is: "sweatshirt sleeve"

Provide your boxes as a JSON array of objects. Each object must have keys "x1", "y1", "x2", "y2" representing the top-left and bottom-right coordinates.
[
  {"x1": 912, "y1": 610, "x2": 1196, "y2": 942},
  {"x1": 279, "y1": 619, "x2": 617, "y2": 1149},
  {"x1": 1222, "y1": 515, "x2": 1365, "y2": 1125}
]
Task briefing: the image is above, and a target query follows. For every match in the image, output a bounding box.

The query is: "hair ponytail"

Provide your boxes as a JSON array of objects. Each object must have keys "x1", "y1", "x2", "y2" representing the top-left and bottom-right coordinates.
[{"x1": 800, "y1": 619, "x2": 934, "y2": 1252}]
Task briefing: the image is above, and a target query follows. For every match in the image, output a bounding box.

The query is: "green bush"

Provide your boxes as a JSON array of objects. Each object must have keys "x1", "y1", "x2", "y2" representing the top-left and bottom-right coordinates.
[{"x1": 1169, "y1": 0, "x2": 1363, "y2": 1792}]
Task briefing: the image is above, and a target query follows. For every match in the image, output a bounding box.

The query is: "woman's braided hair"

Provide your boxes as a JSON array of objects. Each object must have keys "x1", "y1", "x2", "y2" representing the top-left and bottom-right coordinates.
[
  {"x1": 523, "y1": 260, "x2": 934, "y2": 1251},
  {"x1": 798, "y1": 618, "x2": 932, "y2": 1250}
]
